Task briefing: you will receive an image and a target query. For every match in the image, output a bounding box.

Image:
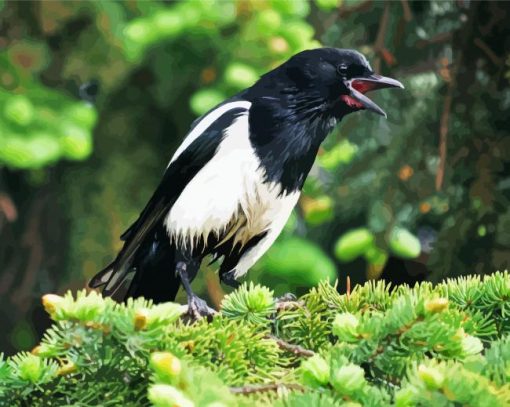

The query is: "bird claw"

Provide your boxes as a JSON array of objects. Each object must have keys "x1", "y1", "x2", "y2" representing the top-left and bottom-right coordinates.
[{"x1": 186, "y1": 295, "x2": 217, "y2": 321}]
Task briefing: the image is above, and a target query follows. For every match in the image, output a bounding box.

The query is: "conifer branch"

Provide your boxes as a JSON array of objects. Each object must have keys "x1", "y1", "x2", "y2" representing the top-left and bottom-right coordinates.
[
  {"x1": 229, "y1": 383, "x2": 304, "y2": 395},
  {"x1": 267, "y1": 335, "x2": 315, "y2": 357},
  {"x1": 2, "y1": 273, "x2": 510, "y2": 406}
]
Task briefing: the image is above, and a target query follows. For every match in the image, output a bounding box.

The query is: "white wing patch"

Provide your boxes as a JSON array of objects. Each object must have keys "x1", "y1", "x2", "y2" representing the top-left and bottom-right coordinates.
[
  {"x1": 164, "y1": 108, "x2": 300, "y2": 262},
  {"x1": 164, "y1": 100, "x2": 300, "y2": 277},
  {"x1": 169, "y1": 101, "x2": 252, "y2": 164},
  {"x1": 165, "y1": 112, "x2": 257, "y2": 250}
]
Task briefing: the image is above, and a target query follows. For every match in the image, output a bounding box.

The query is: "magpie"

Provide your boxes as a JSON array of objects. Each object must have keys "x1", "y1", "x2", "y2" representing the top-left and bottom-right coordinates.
[{"x1": 89, "y1": 48, "x2": 403, "y2": 318}]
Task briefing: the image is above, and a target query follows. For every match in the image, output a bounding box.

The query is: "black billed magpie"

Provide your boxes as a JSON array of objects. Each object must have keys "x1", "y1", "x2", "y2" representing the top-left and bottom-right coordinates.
[{"x1": 89, "y1": 48, "x2": 403, "y2": 318}]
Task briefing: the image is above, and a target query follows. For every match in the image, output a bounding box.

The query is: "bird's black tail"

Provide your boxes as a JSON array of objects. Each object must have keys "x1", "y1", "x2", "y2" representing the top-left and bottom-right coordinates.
[{"x1": 89, "y1": 227, "x2": 181, "y2": 304}]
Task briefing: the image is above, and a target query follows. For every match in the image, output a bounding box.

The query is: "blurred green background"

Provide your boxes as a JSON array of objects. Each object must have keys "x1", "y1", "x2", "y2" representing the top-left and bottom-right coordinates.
[{"x1": 1, "y1": 0, "x2": 509, "y2": 355}]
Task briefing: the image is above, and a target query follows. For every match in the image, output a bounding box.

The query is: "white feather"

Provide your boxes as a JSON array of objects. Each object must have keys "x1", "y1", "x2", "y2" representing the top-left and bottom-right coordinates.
[
  {"x1": 169, "y1": 101, "x2": 252, "y2": 164},
  {"x1": 233, "y1": 190, "x2": 299, "y2": 279},
  {"x1": 164, "y1": 106, "x2": 300, "y2": 273}
]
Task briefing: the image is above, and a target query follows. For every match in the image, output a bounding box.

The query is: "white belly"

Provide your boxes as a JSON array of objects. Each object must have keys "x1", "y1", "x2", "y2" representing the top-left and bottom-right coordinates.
[{"x1": 164, "y1": 112, "x2": 299, "y2": 275}]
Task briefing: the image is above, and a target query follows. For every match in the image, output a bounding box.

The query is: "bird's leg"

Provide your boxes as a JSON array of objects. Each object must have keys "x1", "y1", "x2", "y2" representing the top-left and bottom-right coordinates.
[
  {"x1": 176, "y1": 260, "x2": 216, "y2": 320},
  {"x1": 274, "y1": 293, "x2": 300, "y2": 314},
  {"x1": 220, "y1": 269, "x2": 240, "y2": 289}
]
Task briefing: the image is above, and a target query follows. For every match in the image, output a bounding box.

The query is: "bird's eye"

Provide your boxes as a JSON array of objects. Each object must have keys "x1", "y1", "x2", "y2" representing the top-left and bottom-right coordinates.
[{"x1": 337, "y1": 64, "x2": 348, "y2": 77}]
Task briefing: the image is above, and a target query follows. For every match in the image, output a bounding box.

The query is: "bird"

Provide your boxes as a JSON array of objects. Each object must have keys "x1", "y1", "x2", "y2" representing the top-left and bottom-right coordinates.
[{"x1": 89, "y1": 48, "x2": 403, "y2": 318}]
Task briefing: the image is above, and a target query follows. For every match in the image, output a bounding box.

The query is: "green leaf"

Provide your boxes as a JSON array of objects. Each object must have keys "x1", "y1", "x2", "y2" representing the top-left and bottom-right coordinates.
[
  {"x1": 270, "y1": 0, "x2": 310, "y2": 17},
  {"x1": 221, "y1": 282, "x2": 275, "y2": 325},
  {"x1": 60, "y1": 123, "x2": 93, "y2": 160},
  {"x1": 280, "y1": 21, "x2": 315, "y2": 51},
  {"x1": 388, "y1": 227, "x2": 421, "y2": 259},
  {"x1": 0, "y1": 133, "x2": 60, "y2": 168},
  {"x1": 300, "y1": 354, "x2": 330, "y2": 387},
  {"x1": 123, "y1": 19, "x2": 159, "y2": 46},
  {"x1": 254, "y1": 9, "x2": 282, "y2": 33},
  {"x1": 224, "y1": 62, "x2": 259, "y2": 89},
  {"x1": 258, "y1": 236, "x2": 337, "y2": 285},
  {"x1": 303, "y1": 195, "x2": 334, "y2": 226},
  {"x1": 64, "y1": 103, "x2": 97, "y2": 129},
  {"x1": 152, "y1": 10, "x2": 186, "y2": 38},
  {"x1": 368, "y1": 200, "x2": 392, "y2": 233},
  {"x1": 4, "y1": 95, "x2": 34, "y2": 126},
  {"x1": 364, "y1": 245, "x2": 388, "y2": 266},
  {"x1": 148, "y1": 384, "x2": 194, "y2": 407},
  {"x1": 332, "y1": 312, "x2": 359, "y2": 342},
  {"x1": 318, "y1": 139, "x2": 358, "y2": 170},
  {"x1": 330, "y1": 363, "x2": 366, "y2": 395},
  {"x1": 334, "y1": 228, "x2": 375, "y2": 262},
  {"x1": 190, "y1": 89, "x2": 225, "y2": 115},
  {"x1": 315, "y1": 0, "x2": 342, "y2": 11},
  {"x1": 150, "y1": 352, "x2": 182, "y2": 384}
]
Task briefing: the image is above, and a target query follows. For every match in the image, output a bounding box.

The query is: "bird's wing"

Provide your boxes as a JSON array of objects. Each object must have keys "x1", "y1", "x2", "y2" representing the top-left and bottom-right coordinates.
[{"x1": 90, "y1": 102, "x2": 251, "y2": 294}]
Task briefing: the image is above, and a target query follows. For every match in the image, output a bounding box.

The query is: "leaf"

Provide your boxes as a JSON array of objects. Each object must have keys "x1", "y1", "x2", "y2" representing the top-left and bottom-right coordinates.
[
  {"x1": 315, "y1": 0, "x2": 342, "y2": 11},
  {"x1": 388, "y1": 227, "x2": 421, "y2": 259},
  {"x1": 334, "y1": 228, "x2": 375, "y2": 262},
  {"x1": 318, "y1": 140, "x2": 358, "y2": 170},
  {"x1": 224, "y1": 63, "x2": 259, "y2": 89},
  {"x1": 368, "y1": 201, "x2": 392, "y2": 233},
  {"x1": 3, "y1": 95, "x2": 34, "y2": 126},
  {"x1": 301, "y1": 195, "x2": 334, "y2": 226},
  {"x1": 258, "y1": 236, "x2": 337, "y2": 285},
  {"x1": 190, "y1": 89, "x2": 225, "y2": 115}
]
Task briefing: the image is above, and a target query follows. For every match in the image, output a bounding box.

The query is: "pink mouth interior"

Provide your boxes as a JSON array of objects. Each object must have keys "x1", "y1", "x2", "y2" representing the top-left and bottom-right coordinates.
[
  {"x1": 340, "y1": 95, "x2": 364, "y2": 108},
  {"x1": 340, "y1": 79, "x2": 379, "y2": 109},
  {"x1": 351, "y1": 79, "x2": 380, "y2": 94}
]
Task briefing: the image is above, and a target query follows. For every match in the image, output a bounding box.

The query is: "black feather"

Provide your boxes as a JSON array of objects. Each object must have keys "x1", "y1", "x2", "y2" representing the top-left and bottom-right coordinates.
[{"x1": 90, "y1": 106, "x2": 248, "y2": 300}]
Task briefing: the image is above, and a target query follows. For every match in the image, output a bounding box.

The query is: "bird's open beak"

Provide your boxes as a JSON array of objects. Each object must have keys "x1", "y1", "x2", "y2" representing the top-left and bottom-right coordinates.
[{"x1": 343, "y1": 75, "x2": 404, "y2": 118}]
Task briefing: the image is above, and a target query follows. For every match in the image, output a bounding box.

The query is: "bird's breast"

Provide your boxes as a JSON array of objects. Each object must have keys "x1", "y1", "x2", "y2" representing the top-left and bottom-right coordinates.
[{"x1": 164, "y1": 113, "x2": 299, "y2": 253}]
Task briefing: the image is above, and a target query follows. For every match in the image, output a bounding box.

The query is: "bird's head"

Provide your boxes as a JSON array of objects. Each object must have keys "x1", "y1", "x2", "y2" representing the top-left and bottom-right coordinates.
[{"x1": 259, "y1": 48, "x2": 404, "y2": 120}]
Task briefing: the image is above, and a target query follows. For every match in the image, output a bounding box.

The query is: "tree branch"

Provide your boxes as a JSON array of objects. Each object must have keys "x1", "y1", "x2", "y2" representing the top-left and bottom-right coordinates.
[
  {"x1": 338, "y1": 0, "x2": 372, "y2": 19},
  {"x1": 474, "y1": 37, "x2": 503, "y2": 66},
  {"x1": 346, "y1": 275, "x2": 351, "y2": 300},
  {"x1": 400, "y1": 0, "x2": 413, "y2": 22},
  {"x1": 267, "y1": 335, "x2": 315, "y2": 357},
  {"x1": 0, "y1": 192, "x2": 17, "y2": 223},
  {"x1": 416, "y1": 32, "x2": 452, "y2": 48},
  {"x1": 373, "y1": 2, "x2": 391, "y2": 72},
  {"x1": 11, "y1": 195, "x2": 46, "y2": 310},
  {"x1": 230, "y1": 383, "x2": 304, "y2": 395},
  {"x1": 276, "y1": 300, "x2": 303, "y2": 312},
  {"x1": 435, "y1": 79, "x2": 454, "y2": 192}
]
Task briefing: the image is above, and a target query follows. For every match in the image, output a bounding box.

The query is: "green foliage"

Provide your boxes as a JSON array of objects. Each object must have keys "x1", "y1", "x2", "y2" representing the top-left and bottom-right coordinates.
[
  {"x1": 0, "y1": 0, "x2": 316, "y2": 170},
  {"x1": 221, "y1": 282, "x2": 276, "y2": 325},
  {"x1": 0, "y1": 28, "x2": 97, "y2": 169},
  {"x1": 0, "y1": 87, "x2": 97, "y2": 168},
  {"x1": 317, "y1": 139, "x2": 358, "y2": 170},
  {"x1": 2, "y1": 272, "x2": 510, "y2": 406},
  {"x1": 0, "y1": 0, "x2": 330, "y2": 356},
  {"x1": 121, "y1": 0, "x2": 318, "y2": 115},
  {"x1": 388, "y1": 227, "x2": 421, "y2": 259},
  {"x1": 334, "y1": 227, "x2": 375, "y2": 262},
  {"x1": 314, "y1": 0, "x2": 342, "y2": 12},
  {"x1": 254, "y1": 237, "x2": 337, "y2": 290},
  {"x1": 396, "y1": 359, "x2": 510, "y2": 407},
  {"x1": 1, "y1": 0, "x2": 509, "y2": 367}
]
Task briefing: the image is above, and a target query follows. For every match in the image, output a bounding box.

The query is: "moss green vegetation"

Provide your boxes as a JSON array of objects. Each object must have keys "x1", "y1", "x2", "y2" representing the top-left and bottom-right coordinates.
[{"x1": 1, "y1": 272, "x2": 510, "y2": 406}]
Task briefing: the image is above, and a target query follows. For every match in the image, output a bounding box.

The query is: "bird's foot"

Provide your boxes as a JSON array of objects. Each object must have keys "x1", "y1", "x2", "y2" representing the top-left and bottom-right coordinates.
[
  {"x1": 186, "y1": 295, "x2": 217, "y2": 321},
  {"x1": 275, "y1": 293, "x2": 302, "y2": 313},
  {"x1": 220, "y1": 270, "x2": 240, "y2": 289}
]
